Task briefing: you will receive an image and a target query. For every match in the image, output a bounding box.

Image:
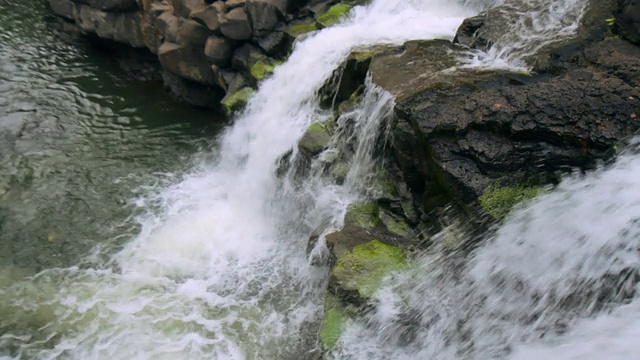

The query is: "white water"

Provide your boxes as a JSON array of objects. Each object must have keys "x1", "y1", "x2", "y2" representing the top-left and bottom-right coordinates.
[
  {"x1": 332, "y1": 145, "x2": 640, "y2": 359},
  {"x1": 0, "y1": 0, "x2": 479, "y2": 359}
]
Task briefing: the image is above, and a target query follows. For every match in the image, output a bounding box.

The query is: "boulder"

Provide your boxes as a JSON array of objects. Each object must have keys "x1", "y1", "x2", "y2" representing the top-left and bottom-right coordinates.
[
  {"x1": 255, "y1": 30, "x2": 290, "y2": 56},
  {"x1": 219, "y1": 7, "x2": 252, "y2": 40},
  {"x1": 71, "y1": 0, "x2": 139, "y2": 12},
  {"x1": 615, "y1": 0, "x2": 640, "y2": 44},
  {"x1": 190, "y1": 2, "x2": 225, "y2": 32},
  {"x1": 49, "y1": 0, "x2": 76, "y2": 20},
  {"x1": 73, "y1": 5, "x2": 146, "y2": 47},
  {"x1": 246, "y1": 0, "x2": 281, "y2": 36},
  {"x1": 298, "y1": 122, "x2": 332, "y2": 156},
  {"x1": 225, "y1": 0, "x2": 246, "y2": 9},
  {"x1": 169, "y1": 0, "x2": 202, "y2": 17},
  {"x1": 158, "y1": 42, "x2": 218, "y2": 85},
  {"x1": 231, "y1": 43, "x2": 264, "y2": 72},
  {"x1": 175, "y1": 18, "x2": 211, "y2": 46},
  {"x1": 161, "y1": 70, "x2": 225, "y2": 108},
  {"x1": 204, "y1": 35, "x2": 234, "y2": 66},
  {"x1": 221, "y1": 86, "x2": 255, "y2": 115},
  {"x1": 155, "y1": 11, "x2": 181, "y2": 43}
]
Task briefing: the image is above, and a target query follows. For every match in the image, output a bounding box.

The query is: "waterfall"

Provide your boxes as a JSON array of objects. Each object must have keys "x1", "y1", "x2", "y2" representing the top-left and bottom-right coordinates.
[{"x1": 0, "y1": 1, "x2": 478, "y2": 359}]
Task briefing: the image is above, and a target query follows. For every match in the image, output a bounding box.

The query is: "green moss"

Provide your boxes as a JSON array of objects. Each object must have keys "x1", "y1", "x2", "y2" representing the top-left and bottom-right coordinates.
[
  {"x1": 479, "y1": 184, "x2": 542, "y2": 219},
  {"x1": 380, "y1": 213, "x2": 410, "y2": 237},
  {"x1": 250, "y1": 58, "x2": 282, "y2": 81},
  {"x1": 286, "y1": 19, "x2": 318, "y2": 37},
  {"x1": 317, "y1": 3, "x2": 352, "y2": 27},
  {"x1": 344, "y1": 202, "x2": 379, "y2": 228},
  {"x1": 298, "y1": 121, "x2": 332, "y2": 156},
  {"x1": 221, "y1": 87, "x2": 255, "y2": 115},
  {"x1": 319, "y1": 293, "x2": 347, "y2": 350},
  {"x1": 332, "y1": 240, "x2": 406, "y2": 298}
]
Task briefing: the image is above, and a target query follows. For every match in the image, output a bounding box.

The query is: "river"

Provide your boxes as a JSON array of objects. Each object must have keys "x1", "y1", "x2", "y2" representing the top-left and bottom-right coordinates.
[{"x1": 2, "y1": 0, "x2": 637, "y2": 359}]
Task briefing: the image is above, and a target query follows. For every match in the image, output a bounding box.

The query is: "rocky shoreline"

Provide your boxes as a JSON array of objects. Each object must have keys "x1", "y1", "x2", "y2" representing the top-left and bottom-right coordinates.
[{"x1": 46, "y1": 0, "x2": 640, "y2": 355}]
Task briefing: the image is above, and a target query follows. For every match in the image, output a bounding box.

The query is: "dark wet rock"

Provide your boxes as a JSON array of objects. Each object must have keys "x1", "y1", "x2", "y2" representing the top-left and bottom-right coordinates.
[
  {"x1": 220, "y1": 7, "x2": 252, "y2": 40},
  {"x1": 73, "y1": 5, "x2": 146, "y2": 47},
  {"x1": 176, "y1": 18, "x2": 212, "y2": 46},
  {"x1": 246, "y1": 0, "x2": 282, "y2": 37},
  {"x1": 50, "y1": 0, "x2": 76, "y2": 20},
  {"x1": 71, "y1": 0, "x2": 139, "y2": 12},
  {"x1": 158, "y1": 41, "x2": 218, "y2": 85},
  {"x1": 298, "y1": 122, "x2": 332, "y2": 157},
  {"x1": 615, "y1": 0, "x2": 640, "y2": 44},
  {"x1": 161, "y1": 70, "x2": 225, "y2": 108},
  {"x1": 231, "y1": 42, "x2": 264, "y2": 73},
  {"x1": 169, "y1": 0, "x2": 201, "y2": 17},
  {"x1": 255, "y1": 30, "x2": 291, "y2": 57}
]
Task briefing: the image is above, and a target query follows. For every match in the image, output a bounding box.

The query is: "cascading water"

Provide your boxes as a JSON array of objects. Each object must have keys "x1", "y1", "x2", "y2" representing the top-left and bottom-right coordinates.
[
  {"x1": 331, "y1": 144, "x2": 640, "y2": 360},
  {"x1": 0, "y1": 0, "x2": 482, "y2": 359}
]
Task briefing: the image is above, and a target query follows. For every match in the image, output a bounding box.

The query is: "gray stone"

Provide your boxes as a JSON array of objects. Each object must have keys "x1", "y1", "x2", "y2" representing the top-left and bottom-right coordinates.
[
  {"x1": 71, "y1": 0, "x2": 139, "y2": 12},
  {"x1": 204, "y1": 35, "x2": 234, "y2": 66},
  {"x1": 73, "y1": 4, "x2": 146, "y2": 47},
  {"x1": 169, "y1": 0, "x2": 202, "y2": 17},
  {"x1": 49, "y1": 0, "x2": 76, "y2": 20},
  {"x1": 155, "y1": 11, "x2": 180, "y2": 43},
  {"x1": 615, "y1": 0, "x2": 640, "y2": 44},
  {"x1": 161, "y1": 70, "x2": 225, "y2": 109},
  {"x1": 190, "y1": 3, "x2": 223, "y2": 32},
  {"x1": 246, "y1": 0, "x2": 280, "y2": 36},
  {"x1": 158, "y1": 42, "x2": 217, "y2": 85},
  {"x1": 177, "y1": 19, "x2": 211, "y2": 46},
  {"x1": 231, "y1": 43, "x2": 264, "y2": 72},
  {"x1": 255, "y1": 30, "x2": 289, "y2": 56},
  {"x1": 225, "y1": 0, "x2": 246, "y2": 9},
  {"x1": 220, "y1": 7, "x2": 252, "y2": 40}
]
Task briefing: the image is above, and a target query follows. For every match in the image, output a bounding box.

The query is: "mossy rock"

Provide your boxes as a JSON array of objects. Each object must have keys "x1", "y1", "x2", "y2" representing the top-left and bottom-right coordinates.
[
  {"x1": 221, "y1": 87, "x2": 255, "y2": 115},
  {"x1": 316, "y1": 3, "x2": 352, "y2": 27},
  {"x1": 319, "y1": 293, "x2": 348, "y2": 350},
  {"x1": 249, "y1": 58, "x2": 282, "y2": 82},
  {"x1": 379, "y1": 210, "x2": 410, "y2": 237},
  {"x1": 298, "y1": 122, "x2": 332, "y2": 156},
  {"x1": 479, "y1": 184, "x2": 542, "y2": 219},
  {"x1": 330, "y1": 240, "x2": 406, "y2": 299},
  {"x1": 344, "y1": 202, "x2": 379, "y2": 228},
  {"x1": 286, "y1": 19, "x2": 318, "y2": 37}
]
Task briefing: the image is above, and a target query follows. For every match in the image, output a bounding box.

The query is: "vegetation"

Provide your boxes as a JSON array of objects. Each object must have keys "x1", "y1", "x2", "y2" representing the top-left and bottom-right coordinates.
[{"x1": 479, "y1": 184, "x2": 542, "y2": 219}]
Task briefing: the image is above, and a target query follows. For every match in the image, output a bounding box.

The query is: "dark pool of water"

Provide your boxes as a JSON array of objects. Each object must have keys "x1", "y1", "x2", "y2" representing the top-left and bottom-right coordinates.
[{"x1": 0, "y1": 0, "x2": 225, "y2": 273}]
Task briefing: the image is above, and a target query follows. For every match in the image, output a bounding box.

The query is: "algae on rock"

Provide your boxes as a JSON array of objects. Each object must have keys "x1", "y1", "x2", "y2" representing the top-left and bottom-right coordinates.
[
  {"x1": 330, "y1": 240, "x2": 406, "y2": 299},
  {"x1": 479, "y1": 184, "x2": 542, "y2": 219},
  {"x1": 221, "y1": 87, "x2": 255, "y2": 115},
  {"x1": 344, "y1": 202, "x2": 379, "y2": 229},
  {"x1": 319, "y1": 293, "x2": 349, "y2": 350},
  {"x1": 317, "y1": 3, "x2": 352, "y2": 27},
  {"x1": 298, "y1": 122, "x2": 333, "y2": 156}
]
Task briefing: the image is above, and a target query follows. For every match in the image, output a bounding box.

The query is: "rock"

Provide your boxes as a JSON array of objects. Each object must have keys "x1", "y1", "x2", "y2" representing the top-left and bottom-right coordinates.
[
  {"x1": 140, "y1": 12, "x2": 161, "y2": 53},
  {"x1": 74, "y1": 5, "x2": 147, "y2": 47},
  {"x1": 158, "y1": 42, "x2": 218, "y2": 85},
  {"x1": 176, "y1": 19, "x2": 211, "y2": 46},
  {"x1": 249, "y1": 57, "x2": 281, "y2": 81},
  {"x1": 255, "y1": 30, "x2": 290, "y2": 56},
  {"x1": 319, "y1": 293, "x2": 349, "y2": 350},
  {"x1": 71, "y1": 0, "x2": 139, "y2": 12},
  {"x1": 479, "y1": 184, "x2": 542, "y2": 220},
  {"x1": 615, "y1": 0, "x2": 640, "y2": 44},
  {"x1": 189, "y1": 2, "x2": 224, "y2": 32},
  {"x1": 231, "y1": 43, "x2": 264, "y2": 72},
  {"x1": 298, "y1": 122, "x2": 332, "y2": 156},
  {"x1": 225, "y1": 0, "x2": 246, "y2": 8},
  {"x1": 246, "y1": 0, "x2": 281, "y2": 36},
  {"x1": 316, "y1": 3, "x2": 351, "y2": 27},
  {"x1": 221, "y1": 86, "x2": 255, "y2": 114},
  {"x1": 285, "y1": 19, "x2": 318, "y2": 37},
  {"x1": 161, "y1": 70, "x2": 225, "y2": 108},
  {"x1": 49, "y1": 0, "x2": 76, "y2": 20},
  {"x1": 204, "y1": 35, "x2": 234, "y2": 66},
  {"x1": 155, "y1": 11, "x2": 181, "y2": 43},
  {"x1": 329, "y1": 240, "x2": 406, "y2": 303},
  {"x1": 220, "y1": 7, "x2": 252, "y2": 40},
  {"x1": 169, "y1": 0, "x2": 201, "y2": 17},
  {"x1": 373, "y1": 38, "x2": 640, "y2": 208}
]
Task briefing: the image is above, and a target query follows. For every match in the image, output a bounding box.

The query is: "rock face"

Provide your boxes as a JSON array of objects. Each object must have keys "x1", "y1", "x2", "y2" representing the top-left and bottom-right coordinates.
[{"x1": 47, "y1": 0, "x2": 362, "y2": 110}]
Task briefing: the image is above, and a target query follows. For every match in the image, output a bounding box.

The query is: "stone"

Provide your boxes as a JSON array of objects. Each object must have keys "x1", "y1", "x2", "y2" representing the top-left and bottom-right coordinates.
[
  {"x1": 161, "y1": 70, "x2": 225, "y2": 108},
  {"x1": 615, "y1": 0, "x2": 640, "y2": 44},
  {"x1": 246, "y1": 0, "x2": 281, "y2": 36},
  {"x1": 220, "y1": 7, "x2": 252, "y2": 40},
  {"x1": 479, "y1": 185, "x2": 542, "y2": 220},
  {"x1": 176, "y1": 19, "x2": 212, "y2": 46},
  {"x1": 225, "y1": 0, "x2": 246, "y2": 9},
  {"x1": 316, "y1": 3, "x2": 351, "y2": 27},
  {"x1": 141, "y1": 12, "x2": 161, "y2": 53},
  {"x1": 73, "y1": 5, "x2": 146, "y2": 47},
  {"x1": 204, "y1": 35, "x2": 234, "y2": 66},
  {"x1": 319, "y1": 293, "x2": 348, "y2": 350},
  {"x1": 285, "y1": 19, "x2": 318, "y2": 37},
  {"x1": 158, "y1": 42, "x2": 218, "y2": 85},
  {"x1": 298, "y1": 122, "x2": 332, "y2": 156},
  {"x1": 49, "y1": 0, "x2": 76, "y2": 20},
  {"x1": 155, "y1": 11, "x2": 181, "y2": 43},
  {"x1": 255, "y1": 30, "x2": 290, "y2": 56},
  {"x1": 190, "y1": 3, "x2": 223, "y2": 32},
  {"x1": 71, "y1": 0, "x2": 139, "y2": 12},
  {"x1": 329, "y1": 240, "x2": 406, "y2": 302},
  {"x1": 249, "y1": 57, "x2": 281, "y2": 81},
  {"x1": 221, "y1": 87, "x2": 255, "y2": 115},
  {"x1": 231, "y1": 43, "x2": 264, "y2": 72},
  {"x1": 169, "y1": 0, "x2": 202, "y2": 17}
]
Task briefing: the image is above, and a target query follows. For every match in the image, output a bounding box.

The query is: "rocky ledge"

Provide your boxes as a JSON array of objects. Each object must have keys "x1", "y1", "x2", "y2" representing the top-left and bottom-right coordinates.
[
  {"x1": 48, "y1": 0, "x2": 362, "y2": 111},
  {"x1": 308, "y1": 0, "x2": 640, "y2": 353}
]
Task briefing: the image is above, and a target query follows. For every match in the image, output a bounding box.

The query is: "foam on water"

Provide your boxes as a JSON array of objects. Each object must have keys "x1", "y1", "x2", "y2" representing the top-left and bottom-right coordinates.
[{"x1": 0, "y1": 0, "x2": 478, "y2": 358}]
